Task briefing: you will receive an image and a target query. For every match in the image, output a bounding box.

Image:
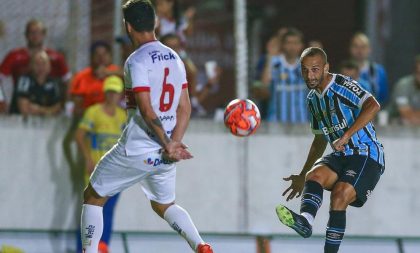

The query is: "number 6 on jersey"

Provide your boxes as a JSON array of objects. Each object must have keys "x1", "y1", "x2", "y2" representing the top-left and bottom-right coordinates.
[{"x1": 159, "y1": 67, "x2": 175, "y2": 112}]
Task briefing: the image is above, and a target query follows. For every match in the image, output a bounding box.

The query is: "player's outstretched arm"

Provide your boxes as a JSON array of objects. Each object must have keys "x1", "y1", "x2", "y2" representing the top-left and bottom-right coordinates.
[
  {"x1": 135, "y1": 91, "x2": 192, "y2": 161},
  {"x1": 283, "y1": 134, "x2": 327, "y2": 201},
  {"x1": 333, "y1": 96, "x2": 380, "y2": 151},
  {"x1": 171, "y1": 88, "x2": 191, "y2": 142}
]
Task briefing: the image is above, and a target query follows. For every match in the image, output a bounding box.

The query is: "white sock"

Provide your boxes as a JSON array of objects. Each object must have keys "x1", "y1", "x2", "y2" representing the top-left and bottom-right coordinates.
[
  {"x1": 301, "y1": 212, "x2": 315, "y2": 226},
  {"x1": 164, "y1": 204, "x2": 204, "y2": 250},
  {"x1": 81, "y1": 204, "x2": 103, "y2": 253}
]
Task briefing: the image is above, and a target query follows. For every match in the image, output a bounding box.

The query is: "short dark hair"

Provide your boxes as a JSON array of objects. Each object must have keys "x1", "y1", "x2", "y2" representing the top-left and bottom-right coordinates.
[
  {"x1": 281, "y1": 27, "x2": 304, "y2": 44},
  {"x1": 90, "y1": 41, "x2": 112, "y2": 55},
  {"x1": 300, "y1": 47, "x2": 328, "y2": 64},
  {"x1": 122, "y1": 0, "x2": 155, "y2": 32},
  {"x1": 25, "y1": 19, "x2": 46, "y2": 36},
  {"x1": 339, "y1": 59, "x2": 359, "y2": 71}
]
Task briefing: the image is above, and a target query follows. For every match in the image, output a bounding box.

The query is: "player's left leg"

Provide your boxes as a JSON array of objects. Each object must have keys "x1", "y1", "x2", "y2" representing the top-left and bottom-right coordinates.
[
  {"x1": 325, "y1": 155, "x2": 384, "y2": 253},
  {"x1": 151, "y1": 201, "x2": 212, "y2": 252},
  {"x1": 325, "y1": 182, "x2": 356, "y2": 253},
  {"x1": 81, "y1": 183, "x2": 109, "y2": 253},
  {"x1": 140, "y1": 154, "x2": 213, "y2": 253}
]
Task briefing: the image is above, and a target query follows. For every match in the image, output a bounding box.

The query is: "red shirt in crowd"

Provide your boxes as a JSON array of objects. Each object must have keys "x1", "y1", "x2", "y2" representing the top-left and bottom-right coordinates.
[{"x1": 0, "y1": 47, "x2": 71, "y2": 82}]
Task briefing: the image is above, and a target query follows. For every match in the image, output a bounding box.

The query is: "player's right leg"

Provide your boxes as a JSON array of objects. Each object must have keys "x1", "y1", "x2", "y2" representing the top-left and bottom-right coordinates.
[
  {"x1": 81, "y1": 183, "x2": 108, "y2": 253},
  {"x1": 277, "y1": 156, "x2": 339, "y2": 238},
  {"x1": 81, "y1": 144, "x2": 147, "y2": 253}
]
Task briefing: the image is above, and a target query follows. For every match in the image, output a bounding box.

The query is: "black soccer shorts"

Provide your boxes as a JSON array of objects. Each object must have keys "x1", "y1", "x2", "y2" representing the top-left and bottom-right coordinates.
[{"x1": 314, "y1": 153, "x2": 385, "y2": 207}]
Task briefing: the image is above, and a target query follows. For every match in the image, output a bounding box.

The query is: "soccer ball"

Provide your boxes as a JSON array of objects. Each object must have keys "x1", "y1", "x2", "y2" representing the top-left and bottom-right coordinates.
[{"x1": 224, "y1": 99, "x2": 261, "y2": 137}]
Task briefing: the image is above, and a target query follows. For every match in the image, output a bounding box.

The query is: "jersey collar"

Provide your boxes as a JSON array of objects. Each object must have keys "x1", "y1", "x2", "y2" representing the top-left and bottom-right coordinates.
[
  {"x1": 315, "y1": 73, "x2": 336, "y2": 98},
  {"x1": 139, "y1": 40, "x2": 158, "y2": 50}
]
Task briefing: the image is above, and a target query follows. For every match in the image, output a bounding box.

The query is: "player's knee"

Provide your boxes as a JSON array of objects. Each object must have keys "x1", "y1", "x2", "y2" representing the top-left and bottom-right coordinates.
[
  {"x1": 151, "y1": 201, "x2": 174, "y2": 218},
  {"x1": 306, "y1": 169, "x2": 327, "y2": 186},
  {"x1": 330, "y1": 183, "x2": 356, "y2": 210},
  {"x1": 83, "y1": 184, "x2": 106, "y2": 206}
]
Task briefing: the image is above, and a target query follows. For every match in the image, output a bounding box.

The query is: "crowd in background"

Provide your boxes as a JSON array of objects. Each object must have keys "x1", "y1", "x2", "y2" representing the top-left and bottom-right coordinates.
[
  {"x1": 1, "y1": 8, "x2": 420, "y2": 126},
  {"x1": 251, "y1": 26, "x2": 420, "y2": 126}
]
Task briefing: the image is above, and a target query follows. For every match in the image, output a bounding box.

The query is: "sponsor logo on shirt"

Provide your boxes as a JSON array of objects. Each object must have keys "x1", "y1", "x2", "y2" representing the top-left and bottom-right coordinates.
[
  {"x1": 159, "y1": 115, "x2": 175, "y2": 121},
  {"x1": 343, "y1": 81, "x2": 363, "y2": 96},
  {"x1": 150, "y1": 50, "x2": 176, "y2": 63},
  {"x1": 144, "y1": 157, "x2": 172, "y2": 166},
  {"x1": 322, "y1": 121, "x2": 347, "y2": 135}
]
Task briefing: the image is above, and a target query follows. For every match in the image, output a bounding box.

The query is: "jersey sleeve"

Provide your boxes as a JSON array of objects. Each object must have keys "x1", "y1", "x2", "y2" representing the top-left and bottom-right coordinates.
[
  {"x1": 78, "y1": 107, "x2": 95, "y2": 131},
  {"x1": 307, "y1": 101, "x2": 323, "y2": 135},
  {"x1": 179, "y1": 60, "x2": 188, "y2": 89},
  {"x1": 69, "y1": 73, "x2": 84, "y2": 96},
  {"x1": 0, "y1": 52, "x2": 15, "y2": 76},
  {"x1": 130, "y1": 57, "x2": 150, "y2": 92},
  {"x1": 55, "y1": 53, "x2": 71, "y2": 81},
  {"x1": 336, "y1": 77, "x2": 372, "y2": 108}
]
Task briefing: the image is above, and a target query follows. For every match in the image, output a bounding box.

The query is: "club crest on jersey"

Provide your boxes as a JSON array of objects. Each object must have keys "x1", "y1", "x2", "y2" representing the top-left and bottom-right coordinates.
[
  {"x1": 322, "y1": 120, "x2": 347, "y2": 135},
  {"x1": 150, "y1": 50, "x2": 176, "y2": 63}
]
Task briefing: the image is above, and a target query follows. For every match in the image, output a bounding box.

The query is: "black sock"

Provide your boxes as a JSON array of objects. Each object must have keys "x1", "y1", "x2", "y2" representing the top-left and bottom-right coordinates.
[
  {"x1": 324, "y1": 210, "x2": 346, "y2": 253},
  {"x1": 300, "y1": 180, "x2": 323, "y2": 218}
]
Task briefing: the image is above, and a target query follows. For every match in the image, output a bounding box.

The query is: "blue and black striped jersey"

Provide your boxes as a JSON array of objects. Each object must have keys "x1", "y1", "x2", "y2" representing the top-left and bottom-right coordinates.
[
  {"x1": 267, "y1": 55, "x2": 308, "y2": 123},
  {"x1": 307, "y1": 74, "x2": 384, "y2": 166}
]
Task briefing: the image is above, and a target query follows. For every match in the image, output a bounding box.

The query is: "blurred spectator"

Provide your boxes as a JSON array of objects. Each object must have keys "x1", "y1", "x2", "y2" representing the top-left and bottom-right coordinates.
[
  {"x1": 260, "y1": 27, "x2": 288, "y2": 86},
  {"x1": 115, "y1": 35, "x2": 134, "y2": 65},
  {"x1": 252, "y1": 28, "x2": 288, "y2": 119},
  {"x1": 338, "y1": 59, "x2": 372, "y2": 92},
  {"x1": 349, "y1": 32, "x2": 389, "y2": 105},
  {"x1": 16, "y1": 51, "x2": 63, "y2": 116},
  {"x1": 160, "y1": 33, "x2": 201, "y2": 115},
  {"x1": 0, "y1": 19, "x2": 70, "y2": 114},
  {"x1": 69, "y1": 41, "x2": 122, "y2": 119},
  {"x1": 265, "y1": 28, "x2": 307, "y2": 123},
  {"x1": 391, "y1": 55, "x2": 420, "y2": 125},
  {"x1": 161, "y1": 33, "x2": 223, "y2": 117},
  {"x1": 194, "y1": 62, "x2": 223, "y2": 117},
  {"x1": 308, "y1": 39, "x2": 323, "y2": 49},
  {"x1": 155, "y1": 0, "x2": 195, "y2": 43},
  {"x1": 75, "y1": 75, "x2": 126, "y2": 253},
  {"x1": 64, "y1": 41, "x2": 121, "y2": 191}
]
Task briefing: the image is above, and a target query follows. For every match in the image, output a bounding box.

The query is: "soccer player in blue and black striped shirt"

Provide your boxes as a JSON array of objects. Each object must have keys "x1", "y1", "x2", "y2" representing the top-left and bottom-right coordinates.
[{"x1": 276, "y1": 47, "x2": 385, "y2": 253}]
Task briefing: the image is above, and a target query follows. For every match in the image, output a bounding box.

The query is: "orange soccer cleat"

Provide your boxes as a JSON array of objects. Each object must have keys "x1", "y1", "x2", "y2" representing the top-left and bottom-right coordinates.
[
  {"x1": 98, "y1": 241, "x2": 109, "y2": 253},
  {"x1": 196, "y1": 243, "x2": 213, "y2": 253}
]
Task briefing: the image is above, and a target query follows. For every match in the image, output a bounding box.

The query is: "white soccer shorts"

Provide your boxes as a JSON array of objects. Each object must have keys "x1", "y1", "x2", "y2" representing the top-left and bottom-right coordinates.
[{"x1": 90, "y1": 144, "x2": 176, "y2": 204}]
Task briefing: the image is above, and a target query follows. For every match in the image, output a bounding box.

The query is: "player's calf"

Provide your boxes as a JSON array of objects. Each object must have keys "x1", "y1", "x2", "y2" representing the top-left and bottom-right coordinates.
[{"x1": 324, "y1": 182, "x2": 354, "y2": 253}]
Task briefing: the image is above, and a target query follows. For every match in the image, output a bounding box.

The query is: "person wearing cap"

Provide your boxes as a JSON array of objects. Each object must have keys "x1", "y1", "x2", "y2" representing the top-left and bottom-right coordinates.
[{"x1": 74, "y1": 75, "x2": 126, "y2": 253}]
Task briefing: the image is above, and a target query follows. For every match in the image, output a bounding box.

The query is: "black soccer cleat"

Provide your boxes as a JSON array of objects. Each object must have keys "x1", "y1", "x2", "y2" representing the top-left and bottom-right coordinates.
[{"x1": 275, "y1": 204, "x2": 312, "y2": 238}]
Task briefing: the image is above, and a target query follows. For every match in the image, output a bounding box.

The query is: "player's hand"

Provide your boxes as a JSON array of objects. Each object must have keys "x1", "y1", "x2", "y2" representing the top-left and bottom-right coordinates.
[
  {"x1": 164, "y1": 141, "x2": 193, "y2": 161},
  {"x1": 282, "y1": 174, "x2": 305, "y2": 201},
  {"x1": 332, "y1": 136, "x2": 349, "y2": 152}
]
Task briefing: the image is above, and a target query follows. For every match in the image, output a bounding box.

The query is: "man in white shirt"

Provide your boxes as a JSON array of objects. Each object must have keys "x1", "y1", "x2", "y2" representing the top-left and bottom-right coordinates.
[{"x1": 80, "y1": 1, "x2": 213, "y2": 252}]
